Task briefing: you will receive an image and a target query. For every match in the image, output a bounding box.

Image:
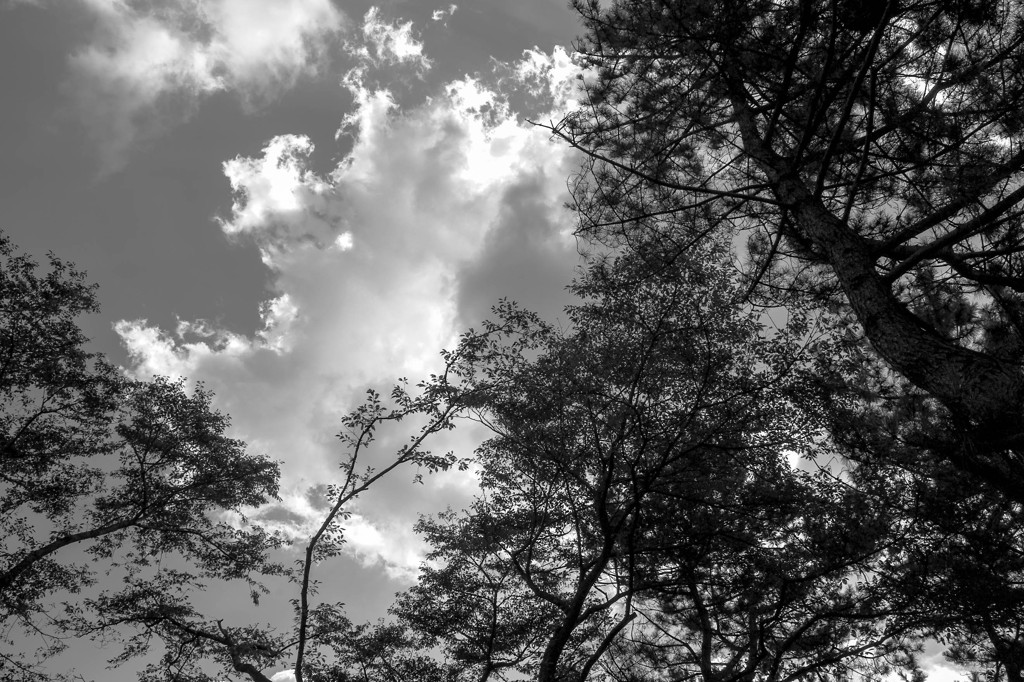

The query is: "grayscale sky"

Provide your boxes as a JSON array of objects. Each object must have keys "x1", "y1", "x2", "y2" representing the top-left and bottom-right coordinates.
[
  {"x1": 0, "y1": 3, "x2": 975, "y2": 682},
  {"x1": 0, "y1": 1, "x2": 588, "y2": 679}
]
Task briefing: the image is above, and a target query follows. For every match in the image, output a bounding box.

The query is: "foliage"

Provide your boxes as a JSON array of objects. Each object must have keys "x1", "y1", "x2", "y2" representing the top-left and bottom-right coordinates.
[
  {"x1": 539, "y1": 2, "x2": 1024, "y2": 678},
  {"x1": 389, "y1": 244, "x2": 921, "y2": 682},
  {"x1": 0, "y1": 232, "x2": 281, "y2": 680},
  {"x1": 7, "y1": 1, "x2": 1024, "y2": 676},
  {"x1": 0, "y1": 232, "x2": 475, "y2": 682},
  {"x1": 82, "y1": 334, "x2": 476, "y2": 682},
  {"x1": 553, "y1": 0, "x2": 1024, "y2": 501}
]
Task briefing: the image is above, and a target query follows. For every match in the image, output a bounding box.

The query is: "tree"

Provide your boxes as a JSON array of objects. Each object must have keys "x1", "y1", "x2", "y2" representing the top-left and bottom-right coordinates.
[
  {"x1": 392, "y1": 244, "x2": 919, "y2": 682},
  {"x1": 0, "y1": 236, "x2": 475, "y2": 682},
  {"x1": 553, "y1": 0, "x2": 1024, "y2": 501},
  {"x1": 84, "y1": 344, "x2": 475, "y2": 682},
  {"x1": 552, "y1": 3, "x2": 1024, "y2": 667},
  {"x1": 0, "y1": 232, "x2": 281, "y2": 680},
  {"x1": 867, "y1": 457, "x2": 1024, "y2": 682}
]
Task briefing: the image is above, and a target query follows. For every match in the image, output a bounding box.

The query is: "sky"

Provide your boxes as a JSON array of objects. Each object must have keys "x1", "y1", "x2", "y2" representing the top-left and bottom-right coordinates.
[
  {"x1": 0, "y1": 0, "x2": 588, "y2": 678},
  {"x1": 0, "y1": 2, "x2": 967, "y2": 681}
]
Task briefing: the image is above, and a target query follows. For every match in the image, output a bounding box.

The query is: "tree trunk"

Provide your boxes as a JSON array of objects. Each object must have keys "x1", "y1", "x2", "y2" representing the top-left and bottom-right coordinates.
[{"x1": 727, "y1": 77, "x2": 1024, "y2": 501}]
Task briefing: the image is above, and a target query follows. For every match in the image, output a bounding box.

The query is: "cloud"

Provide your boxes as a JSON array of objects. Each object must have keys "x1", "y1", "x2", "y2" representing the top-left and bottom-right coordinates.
[
  {"x1": 116, "y1": 46, "x2": 585, "y2": 578},
  {"x1": 350, "y1": 7, "x2": 430, "y2": 72},
  {"x1": 342, "y1": 514, "x2": 428, "y2": 582},
  {"x1": 63, "y1": 0, "x2": 345, "y2": 173},
  {"x1": 219, "y1": 134, "x2": 348, "y2": 266},
  {"x1": 431, "y1": 4, "x2": 457, "y2": 23}
]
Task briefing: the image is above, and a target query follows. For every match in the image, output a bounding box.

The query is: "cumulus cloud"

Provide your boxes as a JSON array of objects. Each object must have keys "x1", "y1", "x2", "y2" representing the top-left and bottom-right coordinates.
[
  {"x1": 63, "y1": 0, "x2": 344, "y2": 173},
  {"x1": 350, "y1": 7, "x2": 430, "y2": 71},
  {"x1": 515, "y1": 46, "x2": 587, "y2": 110},
  {"x1": 117, "y1": 47, "x2": 585, "y2": 577},
  {"x1": 219, "y1": 134, "x2": 348, "y2": 265},
  {"x1": 432, "y1": 4, "x2": 457, "y2": 23},
  {"x1": 341, "y1": 514, "x2": 429, "y2": 582}
]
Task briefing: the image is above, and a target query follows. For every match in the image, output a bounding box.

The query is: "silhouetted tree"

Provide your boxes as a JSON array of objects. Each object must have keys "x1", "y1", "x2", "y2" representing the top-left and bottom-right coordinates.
[
  {"x1": 85, "y1": 374, "x2": 472, "y2": 682},
  {"x1": 0, "y1": 232, "x2": 281, "y2": 680},
  {"x1": 0, "y1": 232, "x2": 474, "y2": 682},
  {"x1": 393, "y1": 244, "x2": 919, "y2": 682},
  {"x1": 554, "y1": 0, "x2": 1024, "y2": 501}
]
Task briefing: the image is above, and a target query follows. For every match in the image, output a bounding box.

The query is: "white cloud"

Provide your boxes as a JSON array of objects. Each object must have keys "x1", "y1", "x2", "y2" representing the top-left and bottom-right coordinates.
[
  {"x1": 205, "y1": 0, "x2": 341, "y2": 96},
  {"x1": 117, "y1": 47, "x2": 585, "y2": 577},
  {"x1": 342, "y1": 514, "x2": 427, "y2": 581},
  {"x1": 924, "y1": 664, "x2": 964, "y2": 682},
  {"x1": 352, "y1": 7, "x2": 430, "y2": 71},
  {"x1": 515, "y1": 46, "x2": 587, "y2": 110},
  {"x1": 333, "y1": 232, "x2": 354, "y2": 251},
  {"x1": 64, "y1": 0, "x2": 344, "y2": 173},
  {"x1": 432, "y1": 3, "x2": 457, "y2": 22},
  {"x1": 921, "y1": 641, "x2": 969, "y2": 682},
  {"x1": 219, "y1": 134, "x2": 342, "y2": 266}
]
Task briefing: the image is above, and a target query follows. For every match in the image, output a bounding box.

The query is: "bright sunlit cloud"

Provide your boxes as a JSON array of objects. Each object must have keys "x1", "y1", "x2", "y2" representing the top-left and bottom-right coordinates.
[
  {"x1": 63, "y1": 0, "x2": 345, "y2": 173},
  {"x1": 117, "y1": 45, "x2": 585, "y2": 576},
  {"x1": 353, "y1": 7, "x2": 431, "y2": 71},
  {"x1": 432, "y1": 4, "x2": 458, "y2": 22}
]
